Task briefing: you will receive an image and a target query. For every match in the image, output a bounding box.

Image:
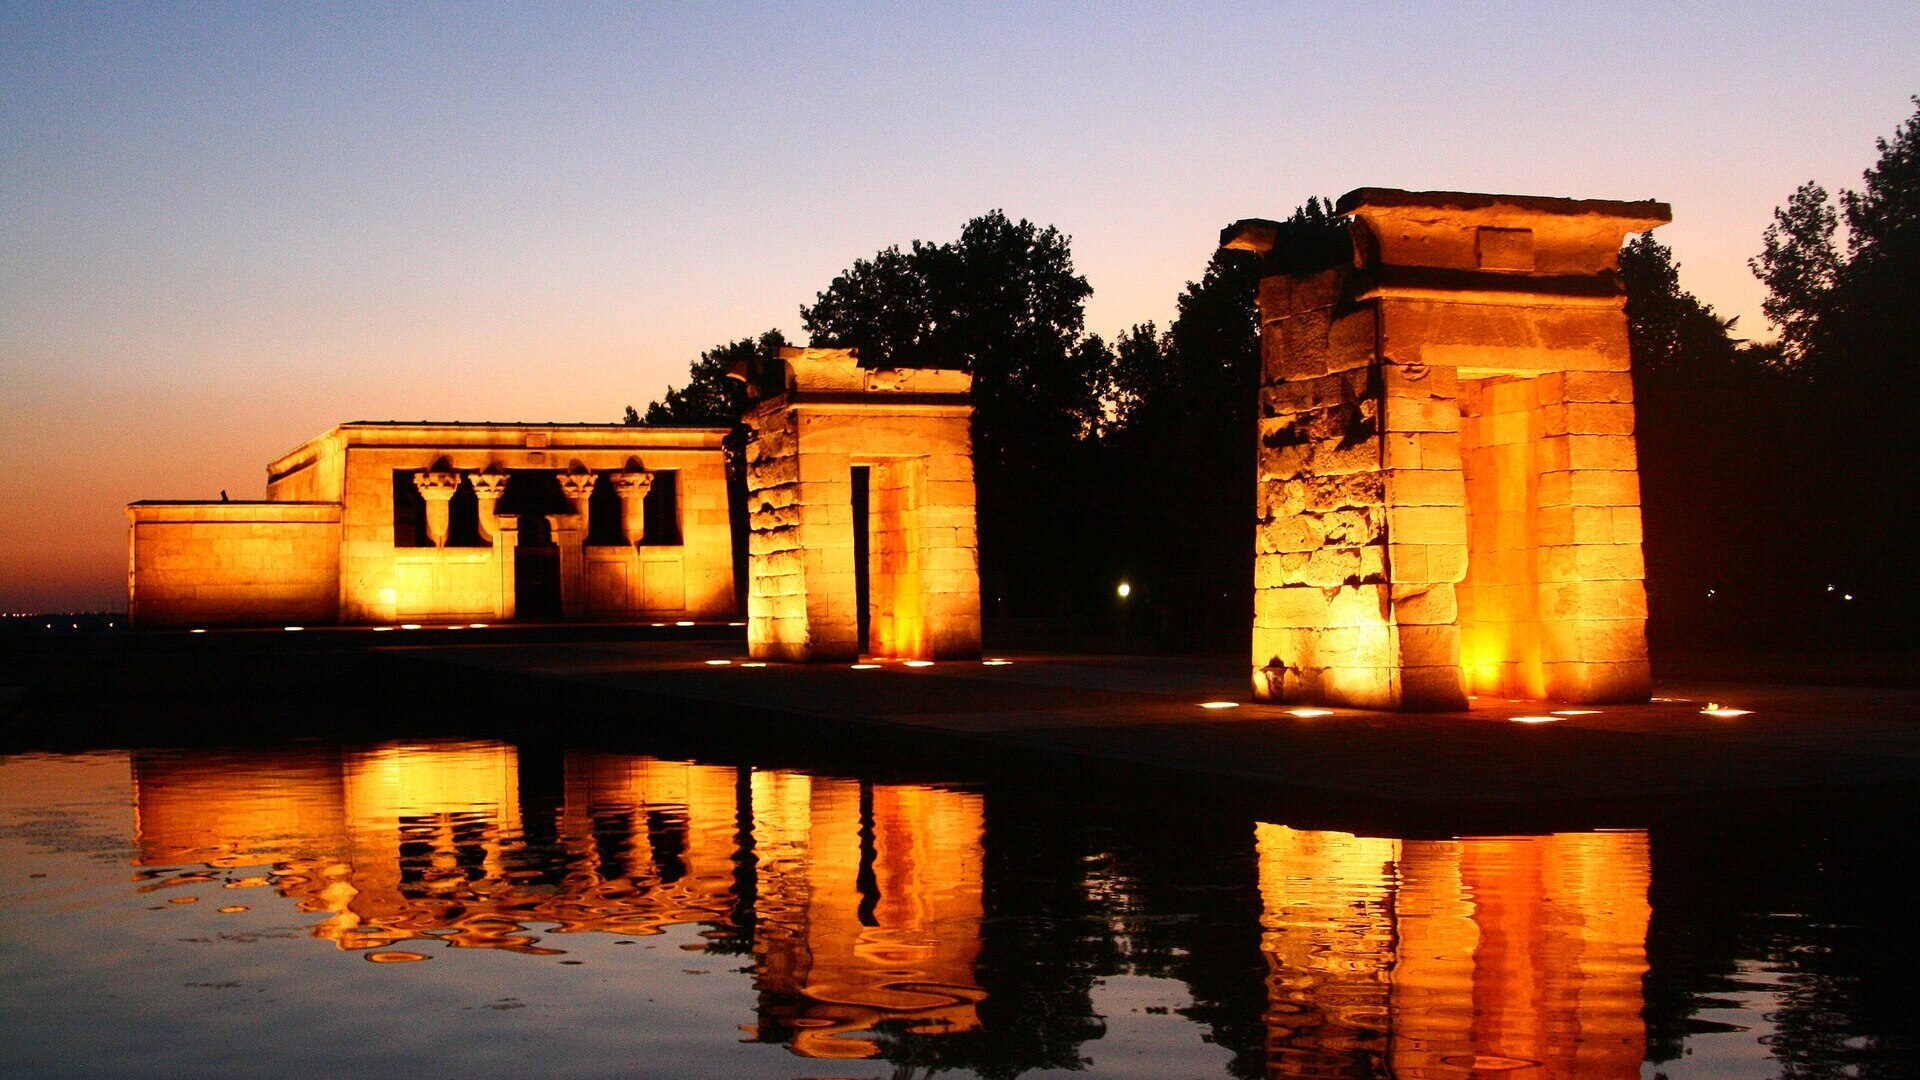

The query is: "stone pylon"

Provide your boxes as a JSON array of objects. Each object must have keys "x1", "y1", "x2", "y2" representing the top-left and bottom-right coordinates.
[{"x1": 1228, "y1": 189, "x2": 1669, "y2": 709}]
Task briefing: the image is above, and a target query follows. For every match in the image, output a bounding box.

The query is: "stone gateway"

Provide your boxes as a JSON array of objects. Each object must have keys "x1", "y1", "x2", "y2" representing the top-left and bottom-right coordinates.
[{"x1": 1228, "y1": 189, "x2": 1668, "y2": 709}]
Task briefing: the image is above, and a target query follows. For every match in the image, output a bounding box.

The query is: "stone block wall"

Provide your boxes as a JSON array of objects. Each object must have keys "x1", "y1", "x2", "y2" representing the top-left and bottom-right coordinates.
[
  {"x1": 126, "y1": 502, "x2": 341, "y2": 628},
  {"x1": 741, "y1": 347, "x2": 980, "y2": 663},
  {"x1": 1234, "y1": 189, "x2": 1667, "y2": 708}
]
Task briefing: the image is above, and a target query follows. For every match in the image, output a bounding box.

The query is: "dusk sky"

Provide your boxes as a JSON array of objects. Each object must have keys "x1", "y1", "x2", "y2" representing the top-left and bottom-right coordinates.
[{"x1": 3, "y1": 2, "x2": 1914, "y2": 611}]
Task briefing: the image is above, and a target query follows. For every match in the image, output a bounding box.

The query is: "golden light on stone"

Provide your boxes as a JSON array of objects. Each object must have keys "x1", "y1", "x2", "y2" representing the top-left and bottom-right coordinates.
[
  {"x1": 738, "y1": 347, "x2": 981, "y2": 664},
  {"x1": 1233, "y1": 189, "x2": 1666, "y2": 711},
  {"x1": 126, "y1": 423, "x2": 737, "y2": 628}
]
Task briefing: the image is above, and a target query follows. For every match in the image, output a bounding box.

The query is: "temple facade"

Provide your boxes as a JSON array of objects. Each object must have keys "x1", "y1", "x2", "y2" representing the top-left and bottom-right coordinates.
[
  {"x1": 126, "y1": 422, "x2": 736, "y2": 627},
  {"x1": 1230, "y1": 189, "x2": 1667, "y2": 709}
]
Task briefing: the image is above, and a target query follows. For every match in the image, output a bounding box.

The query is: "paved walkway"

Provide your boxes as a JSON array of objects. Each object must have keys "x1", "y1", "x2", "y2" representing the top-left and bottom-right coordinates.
[{"x1": 393, "y1": 640, "x2": 1920, "y2": 817}]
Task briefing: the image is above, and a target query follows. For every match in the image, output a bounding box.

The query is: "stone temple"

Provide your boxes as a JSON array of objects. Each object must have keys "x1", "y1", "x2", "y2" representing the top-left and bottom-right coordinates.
[
  {"x1": 127, "y1": 422, "x2": 736, "y2": 627},
  {"x1": 127, "y1": 187, "x2": 1664, "y2": 709},
  {"x1": 1227, "y1": 189, "x2": 1668, "y2": 710}
]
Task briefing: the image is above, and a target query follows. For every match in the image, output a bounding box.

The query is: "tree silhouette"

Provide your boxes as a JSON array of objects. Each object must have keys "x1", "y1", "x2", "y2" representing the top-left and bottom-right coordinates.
[{"x1": 802, "y1": 211, "x2": 1113, "y2": 619}]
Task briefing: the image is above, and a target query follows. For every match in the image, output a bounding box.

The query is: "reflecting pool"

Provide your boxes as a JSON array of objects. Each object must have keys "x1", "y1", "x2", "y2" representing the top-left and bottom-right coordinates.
[{"x1": 1, "y1": 739, "x2": 1911, "y2": 1078}]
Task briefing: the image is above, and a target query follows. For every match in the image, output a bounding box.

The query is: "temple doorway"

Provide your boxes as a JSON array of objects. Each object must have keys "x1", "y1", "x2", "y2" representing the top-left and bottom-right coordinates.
[{"x1": 515, "y1": 514, "x2": 562, "y2": 620}]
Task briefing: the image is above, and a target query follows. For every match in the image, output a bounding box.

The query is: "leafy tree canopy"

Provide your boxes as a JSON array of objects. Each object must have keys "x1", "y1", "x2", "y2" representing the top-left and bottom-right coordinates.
[
  {"x1": 800, "y1": 211, "x2": 1107, "y2": 463},
  {"x1": 642, "y1": 329, "x2": 788, "y2": 427}
]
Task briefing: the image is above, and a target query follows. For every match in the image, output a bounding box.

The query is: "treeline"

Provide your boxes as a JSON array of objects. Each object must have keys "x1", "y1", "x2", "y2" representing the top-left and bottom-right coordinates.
[{"x1": 638, "y1": 99, "x2": 1919, "y2": 652}]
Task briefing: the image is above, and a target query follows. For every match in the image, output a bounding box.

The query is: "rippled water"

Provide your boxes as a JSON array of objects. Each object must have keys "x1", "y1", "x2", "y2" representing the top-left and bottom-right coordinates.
[{"x1": 0, "y1": 739, "x2": 1909, "y2": 1078}]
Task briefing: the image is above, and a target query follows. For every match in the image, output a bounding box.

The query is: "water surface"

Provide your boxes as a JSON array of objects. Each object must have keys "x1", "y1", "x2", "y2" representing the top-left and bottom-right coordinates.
[{"x1": 0, "y1": 738, "x2": 1908, "y2": 1078}]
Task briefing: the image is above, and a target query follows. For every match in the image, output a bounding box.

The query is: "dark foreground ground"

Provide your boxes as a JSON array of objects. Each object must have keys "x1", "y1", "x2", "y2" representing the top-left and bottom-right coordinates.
[{"x1": 4, "y1": 623, "x2": 1914, "y2": 838}]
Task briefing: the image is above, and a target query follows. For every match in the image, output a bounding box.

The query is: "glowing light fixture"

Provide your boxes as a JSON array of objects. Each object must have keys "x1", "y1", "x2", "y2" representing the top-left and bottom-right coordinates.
[
  {"x1": 741, "y1": 662, "x2": 767, "y2": 668},
  {"x1": 903, "y1": 660, "x2": 934, "y2": 668},
  {"x1": 401, "y1": 623, "x2": 422, "y2": 630},
  {"x1": 191, "y1": 628, "x2": 207, "y2": 634},
  {"x1": 851, "y1": 663, "x2": 881, "y2": 670},
  {"x1": 1701, "y1": 703, "x2": 1752, "y2": 718},
  {"x1": 1199, "y1": 701, "x2": 1240, "y2": 710},
  {"x1": 1551, "y1": 709, "x2": 1600, "y2": 716},
  {"x1": 704, "y1": 659, "x2": 732, "y2": 666},
  {"x1": 469, "y1": 623, "x2": 487, "y2": 628},
  {"x1": 982, "y1": 658, "x2": 1012, "y2": 666},
  {"x1": 283, "y1": 626, "x2": 304, "y2": 632},
  {"x1": 1510, "y1": 715, "x2": 1558, "y2": 724},
  {"x1": 1116, "y1": 582, "x2": 1132, "y2": 599},
  {"x1": 728, "y1": 621, "x2": 745, "y2": 627},
  {"x1": 373, "y1": 626, "x2": 395, "y2": 632},
  {"x1": 676, "y1": 620, "x2": 695, "y2": 626},
  {"x1": 1288, "y1": 708, "x2": 1333, "y2": 718}
]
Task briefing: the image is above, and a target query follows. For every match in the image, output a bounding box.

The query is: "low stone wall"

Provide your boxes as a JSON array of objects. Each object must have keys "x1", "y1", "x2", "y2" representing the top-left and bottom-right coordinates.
[{"x1": 126, "y1": 502, "x2": 341, "y2": 628}]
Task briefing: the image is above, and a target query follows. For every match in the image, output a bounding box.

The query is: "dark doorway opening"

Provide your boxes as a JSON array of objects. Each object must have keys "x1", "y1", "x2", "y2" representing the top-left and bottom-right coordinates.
[
  {"x1": 515, "y1": 513, "x2": 562, "y2": 620},
  {"x1": 852, "y1": 465, "x2": 871, "y2": 655}
]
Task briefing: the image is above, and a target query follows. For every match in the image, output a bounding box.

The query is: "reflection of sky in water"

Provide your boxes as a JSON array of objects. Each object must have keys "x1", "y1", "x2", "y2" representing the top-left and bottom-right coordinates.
[{"x1": 0, "y1": 746, "x2": 1894, "y2": 1078}]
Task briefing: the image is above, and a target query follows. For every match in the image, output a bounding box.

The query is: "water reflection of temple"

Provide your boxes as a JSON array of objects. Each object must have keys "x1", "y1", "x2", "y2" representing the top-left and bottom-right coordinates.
[
  {"x1": 1256, "y1": 824, "x2": 1650, "y2": 1078},
  {"x1": 129, "y1": 744, "x2": 1651, "y2": 1071},
  {"x1": 130, "y1": 744, "x2": 984, "y2": 1058}
]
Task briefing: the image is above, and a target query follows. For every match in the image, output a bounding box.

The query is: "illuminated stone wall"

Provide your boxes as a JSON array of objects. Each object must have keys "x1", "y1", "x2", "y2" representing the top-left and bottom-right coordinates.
[
  {"x1": 128, "y1": 422, "x2": 735, "y2": 626},
  {"x1": 125, "y1": 502, "x2": 342, "y2": 628},
  {"x1": 1229, "y1": 190, "x2": 1667, "y2": 708},
  {"x1": 741, "y1": 347, "x2": 980, "y2": 662}
]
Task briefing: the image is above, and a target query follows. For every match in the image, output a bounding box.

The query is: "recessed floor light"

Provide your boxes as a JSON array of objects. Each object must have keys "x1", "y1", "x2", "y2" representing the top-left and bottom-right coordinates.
[
  {"x1": 401, "y1": 624, "x2": 422, "y2": 630},
  {"x1": 1199, "y1": 701, "x2": 1240, "y2": 710},
  {"x1": 851, "y1": 663, "x2": 881, "y2": 670},
  {"x1": 741, "y1": 662, "x2": 767, "y2": 668},
  {"x1": 704, "y1": 659, "x2": 732, "y2": 666},
  {"x1": 675, "y1": 621, "x2": 695, "y2": 626},
  {"x1": 1511, "y1": 715, "x2": 1558, "y2": 724},
  {"x1": 1288, "y1": 708, "x2": 1333, "y2": 718},
  {"x1": 982, "y1": 659, "x2": 1012, "y2": 666},
  {"x1": 904, "y1": 660, "x2": 934, "y2": 668},
  {"x1": 1701, "y1": 704, "x2": 1752, "y2": 718},
  {"x1": 1551, "y1": 709, "x2": 1600, "y2": 716},
  {"x1": 283, "y1": 626, "x2": 304, "y2": 632}
]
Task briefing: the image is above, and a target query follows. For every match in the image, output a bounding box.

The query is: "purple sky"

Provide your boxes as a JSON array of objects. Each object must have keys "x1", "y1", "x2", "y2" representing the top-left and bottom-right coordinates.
[{"x1": 3, "y1": 2, "x2": 1914, "y2": 610}]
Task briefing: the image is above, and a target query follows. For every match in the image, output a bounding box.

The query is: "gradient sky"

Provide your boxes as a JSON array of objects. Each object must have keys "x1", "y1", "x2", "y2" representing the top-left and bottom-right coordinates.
[{"x1": 3, "y1": 2, "x2": 1914, "y2": 611}]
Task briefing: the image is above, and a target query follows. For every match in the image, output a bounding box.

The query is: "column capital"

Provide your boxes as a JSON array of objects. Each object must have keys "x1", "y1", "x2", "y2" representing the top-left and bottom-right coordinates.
[
  {"x1": 608, "y1": 470, "x2": 653, "y2": 498},
  {"x1": 556, "y1": 472, "x2": 598, "y2": 501},
  {"x1": 470, "y1": 472, "x2": 509, "y2": 499},
  {"x1": 414, "y1": 471, "x2": 461, "y2": 501}
]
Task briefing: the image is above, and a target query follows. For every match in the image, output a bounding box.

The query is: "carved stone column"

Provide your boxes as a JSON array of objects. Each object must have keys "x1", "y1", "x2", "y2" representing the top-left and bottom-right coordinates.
[
  {"x1": 470, "y1": 471, "x2": 508, "y2": 543},
  {"x1": 413, "y1": 470, "x2": 461, "y2": 548},
  {"x1": 556, "y1": 471, "x2": 597, "y2": 520},
  {"x1": 608, "y1": 470, "x2": 653, "y2": 544}
]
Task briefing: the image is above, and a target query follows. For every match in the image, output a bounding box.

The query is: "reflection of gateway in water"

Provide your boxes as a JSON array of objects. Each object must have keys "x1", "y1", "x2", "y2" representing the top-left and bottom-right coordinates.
[
  {"x1": 129, "y1": 745, "x2": 1651, "y2": 1069},
  {"x1": 1256, "y1": 824, "x2": 1650, "y2": 1078},
  {"x1": 129, "y1": 743, "x2": 985, "y2": 1060}
]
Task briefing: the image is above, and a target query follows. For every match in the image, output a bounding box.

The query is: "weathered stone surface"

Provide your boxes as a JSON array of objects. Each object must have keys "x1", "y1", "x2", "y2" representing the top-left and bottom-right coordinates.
[
  {"x1": 741, "y1": 347, "x2": 980, "y2": 662},
  {"x1": 1243, "y1": 188, "x2": 1657, "y2": 709}
]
